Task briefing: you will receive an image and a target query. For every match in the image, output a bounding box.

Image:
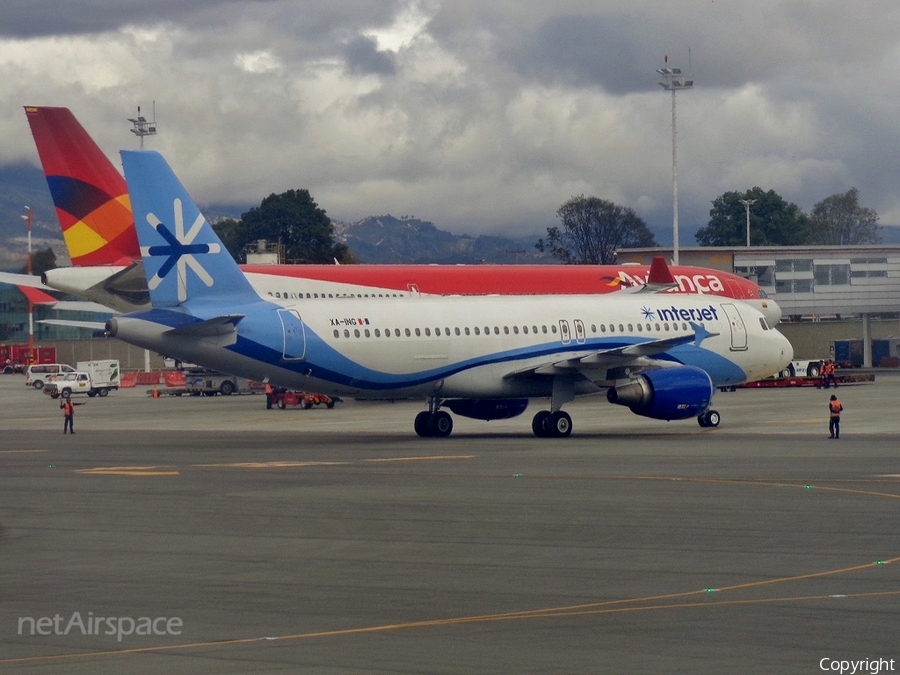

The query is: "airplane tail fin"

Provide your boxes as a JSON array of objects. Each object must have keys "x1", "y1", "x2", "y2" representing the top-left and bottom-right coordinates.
[
  {"x1": 24, "y1": 106, "x2": 139, "y2": 266},
  {"x1": 120, "y1": 150, "x2": 258, "y2": 308},
  {"x1": 647, "y1": 256, "x2": 676, "y2": 285}
]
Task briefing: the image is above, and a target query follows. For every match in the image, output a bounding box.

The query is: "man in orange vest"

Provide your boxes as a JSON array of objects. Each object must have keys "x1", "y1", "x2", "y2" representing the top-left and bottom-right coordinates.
[
  {"x1": 823, "y1": 360, "x2": 838, "y2": 389},
  {"x1": 265, "y1": 383, "x2": 274, "y2": 409},
  {"x1": 60, "y1": 393, "x2": 84, "y2": 434},
  {"x1": 828, "y1": 394, "x2": 844, "y2": 439}
]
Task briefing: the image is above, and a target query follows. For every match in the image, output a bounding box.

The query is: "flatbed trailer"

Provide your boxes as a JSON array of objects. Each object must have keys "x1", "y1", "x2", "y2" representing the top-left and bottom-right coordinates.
[{"x1": 738, "y1": 373, "x2": 875, "y2": 388}]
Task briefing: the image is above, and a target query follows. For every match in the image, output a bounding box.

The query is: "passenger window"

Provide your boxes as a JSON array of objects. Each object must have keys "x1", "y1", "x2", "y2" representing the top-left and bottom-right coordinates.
[{"x1": 333, "y1": 330, "x2": 339, "y2": 338}]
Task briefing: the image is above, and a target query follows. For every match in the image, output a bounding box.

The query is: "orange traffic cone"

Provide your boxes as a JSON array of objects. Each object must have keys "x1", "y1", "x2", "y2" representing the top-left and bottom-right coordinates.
[{"x1": 152, "y1": 388, "x2": 159, "y2": 399}]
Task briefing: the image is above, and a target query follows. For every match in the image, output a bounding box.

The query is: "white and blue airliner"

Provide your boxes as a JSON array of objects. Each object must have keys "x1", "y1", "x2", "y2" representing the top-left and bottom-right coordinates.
[{"x1": 105, "y1": 150, "x2": 793, "y2": 438}]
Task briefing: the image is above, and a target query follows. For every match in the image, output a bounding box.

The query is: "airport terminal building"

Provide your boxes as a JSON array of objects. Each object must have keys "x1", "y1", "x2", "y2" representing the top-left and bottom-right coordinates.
[{"x1": 619, "y1": 246, "x2": 900, "y2": 367}]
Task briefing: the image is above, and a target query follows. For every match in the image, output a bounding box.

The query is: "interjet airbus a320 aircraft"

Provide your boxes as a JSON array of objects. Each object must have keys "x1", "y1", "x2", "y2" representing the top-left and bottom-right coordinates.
[
  {"x1": 24, "y1": 106, "x2": 781, "y2": 327},
  {"x1": 105, "y1": 149, "x2": 792, "y2": 438}
]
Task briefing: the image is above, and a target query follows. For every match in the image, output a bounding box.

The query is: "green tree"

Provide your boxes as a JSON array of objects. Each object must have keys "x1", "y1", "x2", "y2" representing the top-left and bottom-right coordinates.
[
  {"x1": 695, "y1": 187, "x2": 811, "y2": 246},
  {"x1": 18, "y1": 247, "x2": 57, "y2": 277},
  {"x1": 809, "y1": 188, "x2": 880, "y2": 245},
  {"x1": 536, "y1": 195, "x2": 657, "y2": 264},
  {"x1": 212, "y1": 190, "x2": 351, "y2": 263}
]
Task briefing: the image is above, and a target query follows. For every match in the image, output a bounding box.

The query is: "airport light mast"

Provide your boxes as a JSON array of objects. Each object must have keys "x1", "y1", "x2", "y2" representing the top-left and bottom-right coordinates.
[
  {"x1": 21, "y1": 206, "x2": 35, "y2": 364},
  {"x1": 739, "y1": 198, "x2": 756, "y2": 247},
  {"x1": 128, "y1": 103, "x2": 157, "y2": 148},
  {"x1": 657, "y1": 61, "x2": 693, "y2": 264}
]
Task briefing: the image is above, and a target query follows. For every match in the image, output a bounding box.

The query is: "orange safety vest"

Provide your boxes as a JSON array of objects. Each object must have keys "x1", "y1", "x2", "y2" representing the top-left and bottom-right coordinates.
[
  {"x1": 62, "y1": 400, "x2": 74, "y2": 415},
  {"x1": 829, "y1": 400, "x2": 843, "y2": 417}
]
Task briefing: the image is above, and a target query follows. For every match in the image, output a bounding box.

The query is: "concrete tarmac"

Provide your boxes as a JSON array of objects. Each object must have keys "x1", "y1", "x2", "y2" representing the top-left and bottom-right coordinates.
[{"x1": 1, "y1": 374, "x2": 898, "y2": 674}]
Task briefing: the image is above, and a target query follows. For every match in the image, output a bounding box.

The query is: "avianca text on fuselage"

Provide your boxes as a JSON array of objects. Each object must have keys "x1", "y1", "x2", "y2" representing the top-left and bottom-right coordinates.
[{"x1": 617, "y1": 270, "x2": 726, "y2": 294}]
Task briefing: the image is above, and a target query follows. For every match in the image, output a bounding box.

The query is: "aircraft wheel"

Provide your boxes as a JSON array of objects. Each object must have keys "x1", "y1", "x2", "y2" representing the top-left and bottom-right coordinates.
[
  {"x1": 428, "y1": 410, "x2": 453, "y2": 437},
  {"x1": 532, "y1": 410, "x2": 550, "y2": 437},
  {"x1": 698, "y1": 410, "x2": 721, "y2": 428},
  {"x1": 414, "y1": 411, "x2": 432, "y2": 437},
  {"x1": 544, "y1": 411, "x2": 572, "y2": 438}
]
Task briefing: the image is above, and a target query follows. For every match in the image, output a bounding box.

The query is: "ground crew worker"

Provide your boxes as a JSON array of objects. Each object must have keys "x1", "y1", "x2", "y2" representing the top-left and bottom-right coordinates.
[
  {"x1": 265, "y1": 383, "x2": 274, "y2": 409},
  {"x1": 823, "y1": 360, "x2": 838, "y2": 389},
  {"x1": 828, "y1": 394, "x2": 843, "y2": 439},
  {"x1": 60, "y1": 393, "x2": 84, "y2": 434}
]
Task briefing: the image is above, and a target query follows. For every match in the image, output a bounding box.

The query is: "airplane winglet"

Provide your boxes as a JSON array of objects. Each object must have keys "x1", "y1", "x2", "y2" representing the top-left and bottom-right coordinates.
[{"x1": 689, "y1": 321, "x2": 719, "y2": 347}]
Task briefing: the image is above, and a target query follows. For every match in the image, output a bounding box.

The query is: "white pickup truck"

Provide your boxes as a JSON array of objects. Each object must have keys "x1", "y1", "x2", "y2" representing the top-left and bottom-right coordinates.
[{"x1": 43, "y1": 359, "x2": 120, "y2": 398}]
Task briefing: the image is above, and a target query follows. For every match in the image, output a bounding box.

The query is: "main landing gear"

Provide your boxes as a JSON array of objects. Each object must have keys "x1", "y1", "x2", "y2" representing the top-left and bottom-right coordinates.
[
  {"x1": 530, "y1": 410, "x2": 572, "y2": 437},
  {"x1": 414, "y1": 409, "x2": 453, "y2": 437},
  {"x1": 697, "y1": 410, "x2": 721, "y2": 427}
]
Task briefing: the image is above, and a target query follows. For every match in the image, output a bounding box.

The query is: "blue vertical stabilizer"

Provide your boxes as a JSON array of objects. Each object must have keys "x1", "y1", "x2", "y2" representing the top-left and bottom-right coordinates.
[{"x1": 120, "y1": 150, "x2": 259, "y2": 308}]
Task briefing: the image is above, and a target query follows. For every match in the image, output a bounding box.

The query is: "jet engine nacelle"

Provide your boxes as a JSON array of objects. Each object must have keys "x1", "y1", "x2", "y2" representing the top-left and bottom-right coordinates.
[
  {"x1": 606, "y1": 366, "x2": 714, "y2": 421},
  {"x1": 444, "y1": 398, "x2": 529, "y2": 421}
]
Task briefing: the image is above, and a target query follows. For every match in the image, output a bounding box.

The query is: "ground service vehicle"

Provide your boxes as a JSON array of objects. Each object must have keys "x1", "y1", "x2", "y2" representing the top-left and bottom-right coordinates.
[
  {"x1": 43, "y1": 360, "x2": 120, "y2": 398},
  {"x1": 275, "y1": 391, "x2": 342, "y2": 409},
  {"x1": 183, "y1": 371, "x2": 252, "y2": 396},
  {"x1": 25, "y1": 363, "x2": 76, "y2": 389}
]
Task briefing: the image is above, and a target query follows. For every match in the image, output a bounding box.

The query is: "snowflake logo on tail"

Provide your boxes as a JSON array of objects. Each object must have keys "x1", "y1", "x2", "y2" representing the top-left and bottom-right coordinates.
[{"x1": 140, "y1": 198, "x2": 221, "y2": 302}]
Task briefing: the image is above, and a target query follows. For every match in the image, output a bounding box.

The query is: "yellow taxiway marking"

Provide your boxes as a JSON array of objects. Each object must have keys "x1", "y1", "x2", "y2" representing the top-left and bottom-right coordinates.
[
  {"x1": 74, "y1": 466, "x2": 179, "y2": 477},
  {"x1": 193, "y1": 461, "x2": 349, "y2": 469},
  {"x1": 363, "y1": 455, "x2": 475, "y2": 463},
  {"x1": 3, "y1": 557, "x2": 896, "y2": 666}
]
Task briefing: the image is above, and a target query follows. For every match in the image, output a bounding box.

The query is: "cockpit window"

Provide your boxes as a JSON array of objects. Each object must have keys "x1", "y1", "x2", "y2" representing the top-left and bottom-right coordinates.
[{"x1": 759, "y1": 317, "x2": 769, "y2": 331}]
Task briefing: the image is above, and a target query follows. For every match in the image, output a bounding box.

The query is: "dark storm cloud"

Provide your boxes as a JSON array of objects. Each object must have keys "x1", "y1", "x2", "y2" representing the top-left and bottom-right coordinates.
[
  {"x1": 505, "y1": 14, "x2": 649, "y2": 95},
  {"x1": 344, "y1": 35, "x2": 396, "y2": 76}
]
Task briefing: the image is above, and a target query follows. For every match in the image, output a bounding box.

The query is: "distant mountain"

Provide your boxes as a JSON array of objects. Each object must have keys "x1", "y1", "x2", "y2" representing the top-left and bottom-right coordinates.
[
  {"x1": 0, "y1": 164, "x2": 64, "y2": 271},
  {"x1": 333, "y1": 215, "x2": 550, "y2": 264},
  {"x1": 3, "y1": 165, "x2": 900, "y2": 270}
]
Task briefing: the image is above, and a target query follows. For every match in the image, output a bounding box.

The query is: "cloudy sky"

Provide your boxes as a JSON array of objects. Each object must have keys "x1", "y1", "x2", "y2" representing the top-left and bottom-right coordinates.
[{"x1": 2, "y1": 0, "x2": 898, "y2": 241}]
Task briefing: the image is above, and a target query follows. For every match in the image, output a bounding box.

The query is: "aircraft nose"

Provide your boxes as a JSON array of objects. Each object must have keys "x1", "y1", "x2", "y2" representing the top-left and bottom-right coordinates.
[{"x1": 763, "y1": 298, "x2": 783, "y2": 326}]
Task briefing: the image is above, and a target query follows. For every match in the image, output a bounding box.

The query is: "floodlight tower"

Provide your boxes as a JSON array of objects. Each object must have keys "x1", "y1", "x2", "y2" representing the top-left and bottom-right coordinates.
[
  {"x1": 128, "y1": 102, "x2": 157, "y2": 147},
  {"x1": 21, "y1": 206, "x2": 35, "y2": 363},
  {"x1": 739, "y1": 198, "x2": 756, "y2": 247},
  {"x1": 657, "y1": 62, "x2": 693, "y2": 264}
]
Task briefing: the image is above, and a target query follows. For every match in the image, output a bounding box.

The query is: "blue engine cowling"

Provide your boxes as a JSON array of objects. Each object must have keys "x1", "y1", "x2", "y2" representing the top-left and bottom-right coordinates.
[
  {"x1": 444, "y1": 398, "x2": 529, "y2": 421},
  {"x1": 605, "y1": 366, "x2": 713, "y2": 421}
]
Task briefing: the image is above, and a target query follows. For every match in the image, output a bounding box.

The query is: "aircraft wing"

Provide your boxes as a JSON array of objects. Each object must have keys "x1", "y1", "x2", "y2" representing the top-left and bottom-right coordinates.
[{"x1": 503, "y1": 323, "x2": 719, "y2": 381}]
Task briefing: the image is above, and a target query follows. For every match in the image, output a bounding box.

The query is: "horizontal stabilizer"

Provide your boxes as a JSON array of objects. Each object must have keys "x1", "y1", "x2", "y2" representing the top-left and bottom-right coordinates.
[
  {"x1": 164, "y1": 314, "x2": 245, "y2": 337},
  {"x1": 38, "y1": 319, "x2": 107, "y2": 331},
  {"x1": 0, "y1": 272, "x2": 55, "y2": 291},
  {"x1": 49, "y1": 300, "x2": 117, "y2": 313}
]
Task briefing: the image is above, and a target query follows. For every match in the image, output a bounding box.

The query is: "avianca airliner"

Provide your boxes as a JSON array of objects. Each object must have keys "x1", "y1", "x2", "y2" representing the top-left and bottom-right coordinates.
[
  {"x1": 105, "y1": 149, "x2": 792, "y2": 438},
  {"x1": 25, "y1": 106, "x2": 781, "y2": 325}
]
